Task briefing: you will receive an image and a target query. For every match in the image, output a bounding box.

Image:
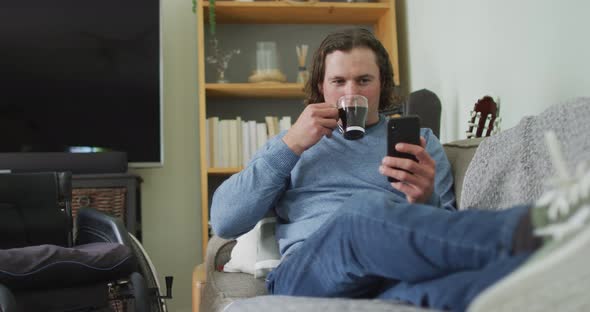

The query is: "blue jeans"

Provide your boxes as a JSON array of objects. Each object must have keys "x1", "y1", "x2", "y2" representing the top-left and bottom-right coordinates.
[{"x1": 265, "y1": 191, "x2": 532, "y2": 312}]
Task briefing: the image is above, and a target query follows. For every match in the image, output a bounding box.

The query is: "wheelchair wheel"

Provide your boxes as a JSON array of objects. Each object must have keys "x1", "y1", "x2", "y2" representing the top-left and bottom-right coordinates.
[
  {"x1": 128, "y1": 234, "x2": 167, "y2": 312},
  {"x1": 107, "y1": 272, "x2": 148, "y2": 312}
]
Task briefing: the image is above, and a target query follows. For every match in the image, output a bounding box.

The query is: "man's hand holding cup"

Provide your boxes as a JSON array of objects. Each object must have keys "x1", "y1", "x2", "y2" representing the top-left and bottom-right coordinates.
[{"x1": 282, "y1": 102, "x2": 339, "y2": 156}]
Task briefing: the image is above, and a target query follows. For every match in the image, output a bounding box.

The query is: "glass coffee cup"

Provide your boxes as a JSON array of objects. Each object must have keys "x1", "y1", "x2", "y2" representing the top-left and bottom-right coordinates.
[{"x1": 337, "y1": 95, "x2": 369, "y2": 140}]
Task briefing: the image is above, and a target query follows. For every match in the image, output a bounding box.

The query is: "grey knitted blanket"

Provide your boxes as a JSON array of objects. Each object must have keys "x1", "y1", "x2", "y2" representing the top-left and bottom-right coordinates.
[{"x1": 460, "y1": 97, "x2": 590, "y2": 210}]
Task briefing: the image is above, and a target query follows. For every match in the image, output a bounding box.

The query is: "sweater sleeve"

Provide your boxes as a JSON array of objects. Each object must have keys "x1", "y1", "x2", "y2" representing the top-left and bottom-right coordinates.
[
  {"x1": 210, "y1": 133, "x2": 299, "y2": 239},
  {"x1": 423, "y1": 129, "x2": 457, "y2": 211}
]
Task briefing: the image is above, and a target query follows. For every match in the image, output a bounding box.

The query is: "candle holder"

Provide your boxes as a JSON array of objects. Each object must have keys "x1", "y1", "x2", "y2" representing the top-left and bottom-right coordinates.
[{"x1": 248, "y1": 41, "x2": 286, "y2": 83}]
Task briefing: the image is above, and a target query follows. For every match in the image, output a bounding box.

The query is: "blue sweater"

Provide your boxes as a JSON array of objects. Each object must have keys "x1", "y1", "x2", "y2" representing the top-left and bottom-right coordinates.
[{"x1": 211, "y1": 115, "x2": 456, "y2": 257}]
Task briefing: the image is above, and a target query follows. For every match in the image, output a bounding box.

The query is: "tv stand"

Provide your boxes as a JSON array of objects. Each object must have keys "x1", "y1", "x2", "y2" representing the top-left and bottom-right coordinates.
[{"x1": 72, "y1": 173, "x2": 142, "y2": 240}]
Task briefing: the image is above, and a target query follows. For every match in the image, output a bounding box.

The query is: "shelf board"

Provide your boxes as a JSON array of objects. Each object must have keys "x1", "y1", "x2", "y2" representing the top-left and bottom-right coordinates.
[
  {"x1": 208, "y1": 167, "x2": 243, "y2": 175},
  {"x1": 206, "y1": 83, "x2": 305, "y2": 98},
  {"x1": 204, "y1": 1, "x2": 390, "y2": 24}
]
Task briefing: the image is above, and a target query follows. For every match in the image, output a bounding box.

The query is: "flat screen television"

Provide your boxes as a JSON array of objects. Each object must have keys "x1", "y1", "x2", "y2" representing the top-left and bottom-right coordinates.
[{"x1": 0, "y1": 0, "x2": 162, "y2": 170}]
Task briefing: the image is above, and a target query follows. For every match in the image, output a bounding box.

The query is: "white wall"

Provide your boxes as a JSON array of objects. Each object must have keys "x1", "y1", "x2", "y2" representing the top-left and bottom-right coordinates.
[
  {"x1": 129, "y1": 0, "x2": 200, "y2": 311},
  {"x1": 398, "y1": 0, "x2": 590, "y2": 142}
]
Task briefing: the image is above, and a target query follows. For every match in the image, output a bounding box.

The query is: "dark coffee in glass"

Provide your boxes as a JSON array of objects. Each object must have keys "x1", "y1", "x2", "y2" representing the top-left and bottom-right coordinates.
[
  {"x1": 338, "y1": 107, "x2": 368, "y2": 140},
  {"x1": 337, "y1": 95, "x2": 368, "y2": 140}
]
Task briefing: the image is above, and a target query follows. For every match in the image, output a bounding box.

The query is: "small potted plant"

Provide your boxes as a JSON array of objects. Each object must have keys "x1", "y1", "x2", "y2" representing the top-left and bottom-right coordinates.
[{"x1": 194, "y1": 0, "x2": 240, "y2": 83}]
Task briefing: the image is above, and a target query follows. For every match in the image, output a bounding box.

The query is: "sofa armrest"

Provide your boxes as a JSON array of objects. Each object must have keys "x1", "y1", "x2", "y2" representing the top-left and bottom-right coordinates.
[
  {"x1": 443, "y1": 137, "x2": 485, "y2": 209},
  {"x1": 193, "y1": 236, "x2": 236, "y2": 312}
]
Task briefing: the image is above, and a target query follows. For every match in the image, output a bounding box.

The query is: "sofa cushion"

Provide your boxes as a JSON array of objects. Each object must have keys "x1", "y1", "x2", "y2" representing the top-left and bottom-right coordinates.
[
  {"x1": 443, "y1": 138, "x2": 484, "y2": 209},
  {"x1": 225, "y1": 295, "x2": 435, "y2": 312},
  {"x1": 201, "y1": 270, "x2": 267, "y2": 312},
  {"x1": 211, "y1": 270, "x2": 267, "y2": 298}
]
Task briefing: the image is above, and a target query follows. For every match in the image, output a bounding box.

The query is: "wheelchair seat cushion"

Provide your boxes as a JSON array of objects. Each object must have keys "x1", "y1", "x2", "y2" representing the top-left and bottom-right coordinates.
[{"x1": 0, "y1": 242, "x2": 136, "y2": 290}]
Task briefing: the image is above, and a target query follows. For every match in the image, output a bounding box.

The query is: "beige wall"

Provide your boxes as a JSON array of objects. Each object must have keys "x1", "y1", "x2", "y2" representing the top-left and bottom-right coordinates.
[
  {"x1": 397, "y1": 0, "x2": 590, "y2": 142},
  {"x1": 129, "y1": 0, "x2": 200, "y2": 311}
]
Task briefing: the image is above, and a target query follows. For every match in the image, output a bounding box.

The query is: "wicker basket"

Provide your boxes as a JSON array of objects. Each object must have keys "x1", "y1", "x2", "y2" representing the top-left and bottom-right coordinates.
[{"x1": 72, "y1": 187, "x2": 127, "y2": 222}]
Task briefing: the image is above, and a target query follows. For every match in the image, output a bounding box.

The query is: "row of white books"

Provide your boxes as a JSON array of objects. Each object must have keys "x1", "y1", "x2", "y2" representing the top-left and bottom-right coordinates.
[{"x1": 206, "y1": 116, "x2": 292, "y2": 168}]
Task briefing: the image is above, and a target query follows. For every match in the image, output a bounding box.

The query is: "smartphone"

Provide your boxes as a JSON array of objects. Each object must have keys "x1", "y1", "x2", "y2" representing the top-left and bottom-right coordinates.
[{"x1": 387, "y1": 116, "x2": 421, "y2": 183}]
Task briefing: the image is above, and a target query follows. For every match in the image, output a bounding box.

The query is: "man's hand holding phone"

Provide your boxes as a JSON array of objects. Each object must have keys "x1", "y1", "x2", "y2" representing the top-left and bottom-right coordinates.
[{"x1": 380, "y1": 117, "x2": 436, "y2": 204}]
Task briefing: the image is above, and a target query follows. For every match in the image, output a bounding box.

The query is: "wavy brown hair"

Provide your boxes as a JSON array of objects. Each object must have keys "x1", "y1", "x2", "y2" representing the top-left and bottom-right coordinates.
[{"x1": 305, "y1": 28, "x2": 397, "y2": 111}]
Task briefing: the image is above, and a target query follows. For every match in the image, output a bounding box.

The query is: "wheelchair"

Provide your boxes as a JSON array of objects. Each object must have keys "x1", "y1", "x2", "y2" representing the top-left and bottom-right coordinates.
[{"x1": 0, "y1": 172, "x2": 171, "y2": 312}]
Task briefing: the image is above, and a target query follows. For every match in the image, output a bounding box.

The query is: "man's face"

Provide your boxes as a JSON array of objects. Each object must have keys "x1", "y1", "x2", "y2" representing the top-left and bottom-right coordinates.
[{"x1": 319, "y1": 47, "x2": 381, "y2": 126}]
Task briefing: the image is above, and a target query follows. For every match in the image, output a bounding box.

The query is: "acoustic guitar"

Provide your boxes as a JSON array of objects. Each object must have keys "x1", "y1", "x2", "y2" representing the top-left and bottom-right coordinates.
[{"x1": 466, "y1": 96, "x2": 501, "y2": 138}]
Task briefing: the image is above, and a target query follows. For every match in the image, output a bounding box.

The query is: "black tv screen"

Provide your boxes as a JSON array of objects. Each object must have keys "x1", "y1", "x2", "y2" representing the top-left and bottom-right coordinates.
[{"x1": 0, "y1": 0, "x2": 162, "y2": 166}]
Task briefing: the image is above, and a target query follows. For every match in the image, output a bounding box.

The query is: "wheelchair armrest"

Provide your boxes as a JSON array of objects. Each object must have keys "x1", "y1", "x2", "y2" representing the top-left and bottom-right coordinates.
[
  {"x1": 0, "y1": 284, "x2": 17, "y2": 312},
  {"x1": 75, "y1": 207, "x2": 132, "y2": 247}
]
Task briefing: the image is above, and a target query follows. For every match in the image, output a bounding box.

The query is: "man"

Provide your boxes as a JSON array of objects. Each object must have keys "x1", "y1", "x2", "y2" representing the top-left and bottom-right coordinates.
[
  {"x1": 211, "y1": 28, "x2": 590, "y2": 311},
  {"x1": 212, "y1": 28, "x2": 455, "y2": 245}
]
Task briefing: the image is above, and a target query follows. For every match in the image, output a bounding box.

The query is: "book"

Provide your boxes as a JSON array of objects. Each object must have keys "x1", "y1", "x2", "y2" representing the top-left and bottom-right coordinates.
[
  {"x1": 265, "y1": 116, "x2": 277, "y2": 138},
  {"x1": 208, "y1": 117, "x2": 220, "y2": 168},
  {"x1": 228, "y1": 119, "x2": 239, "y2": 167},
  {"x1": 205, "y1": 117, "x2": 210, "y2": 167},
  {"x1": 236, "y1": 117, "x2": 243, "y2": 167},
  {"x1": 273, "y1": 116, "x2": 280, "y2": 135},
  {"x1": 219, "y1": 120, "x2": 231, "y2": 168},
  {"x1": 248, "y1": 121, "x2": 258, "y2": 161},
  {"x1": 279, "y1": 116, "x2": 292, "y2": 132},
  {"x1": 241, "y1": 121, "x2": 250, "y2": 168},
  {"x1": 256, "y1": 122, "x2": 268, "y2": 150}
]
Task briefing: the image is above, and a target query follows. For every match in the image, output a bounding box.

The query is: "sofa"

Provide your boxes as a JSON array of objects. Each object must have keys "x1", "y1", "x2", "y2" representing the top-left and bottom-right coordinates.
[
  {"x1": 193, "y1": 135, "x2": 484, "y2": 312},
  {"x1": 192, "y1": 98, "x2": 590, "y2": 312}
]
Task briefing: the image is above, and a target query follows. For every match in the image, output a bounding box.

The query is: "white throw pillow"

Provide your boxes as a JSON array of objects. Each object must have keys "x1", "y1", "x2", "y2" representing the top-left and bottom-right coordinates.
[
  {"x1": 222, "y1": 223, "x2": 258, "y2": 275},
  {"x1": 222, "y1": 217, "x2": 281, "y2": 278}
]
